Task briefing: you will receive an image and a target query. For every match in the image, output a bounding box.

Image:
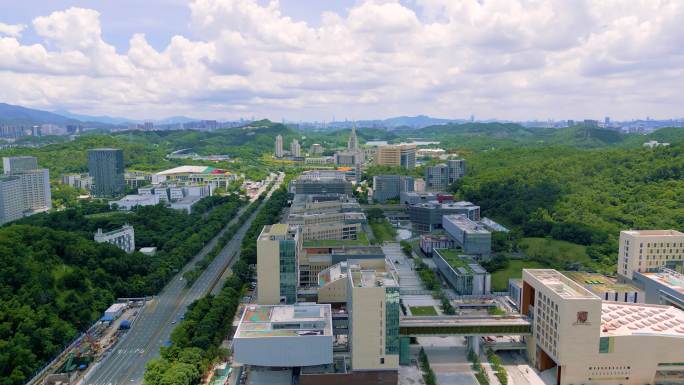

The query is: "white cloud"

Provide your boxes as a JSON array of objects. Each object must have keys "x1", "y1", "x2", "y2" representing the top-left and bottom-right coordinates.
[
  {"x1": 0, "y1": 22, "x2": 26, "y2": 37},
  {"x1": 0, "y1": 0, "x2": 682, "y2": 120}
]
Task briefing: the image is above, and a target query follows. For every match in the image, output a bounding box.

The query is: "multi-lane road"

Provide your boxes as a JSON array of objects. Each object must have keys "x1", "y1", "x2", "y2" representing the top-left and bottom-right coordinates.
[{"x1": 83, "y1": 173, "x2": 283, "y2": 385}]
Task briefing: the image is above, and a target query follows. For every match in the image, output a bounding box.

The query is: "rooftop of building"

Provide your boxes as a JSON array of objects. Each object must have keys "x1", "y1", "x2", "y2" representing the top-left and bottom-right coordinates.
[
  {"x1": 412, "y1": 201, "x2": 478, "y2": 210},
  {"x1": 156, "y1": 165, "x2": 226, "y2": 175},
  {"x1": 621, "y1": 229, "x2": 684, "y2": 237},
  {"x1": 563, "y1": 271, "x2": 642, "y2": 293},
  {"x1": 443, "y1": 214, "x2": 490, "y2": 234},
  {"x1": 638, "y1": 268, "x2": 684, "y2": 294},
  {"x1": 235, "y1": 304, "x2": 332, "y2": 338},
  {"x1": 524, "y1": 269, "x2": 598, "y2": 299},
  {"x1": 434, "y1": 249, "x2": 486, "y2": 275},
  {"x1": 259, "y1": 224, "x2": 298, "y2": 240},
  {"x1": 600, "y1": 302, "x2": 684, "y2": 337},
  {"x1": 350, "y1": 269, "x2": 398, "y2": 288}
]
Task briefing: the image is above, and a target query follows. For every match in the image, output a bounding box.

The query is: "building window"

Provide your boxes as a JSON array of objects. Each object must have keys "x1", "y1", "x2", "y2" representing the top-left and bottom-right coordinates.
[{"x1": 380, "y1": 358, "x2": 385, "y2": 364}]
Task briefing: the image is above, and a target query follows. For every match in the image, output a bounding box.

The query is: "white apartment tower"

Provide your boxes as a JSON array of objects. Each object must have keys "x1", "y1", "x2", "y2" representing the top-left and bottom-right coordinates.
[
  {"x1": 291, "y1": 139, "x2": 301, "y2": 157},
  {"x1": 618, "y1": 230, "x2": 684, "y2": 281},
  {"x1": 0, "y1": 175, "x2": 23, "y2": 225},
  {"x1": 275, "y1": 135, "x2": 284, "y2": 158}
]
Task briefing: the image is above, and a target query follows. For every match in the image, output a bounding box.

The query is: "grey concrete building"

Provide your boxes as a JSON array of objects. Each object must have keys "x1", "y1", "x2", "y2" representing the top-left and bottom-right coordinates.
[
  {"x1": 88, "y1": 148, "x2": 125, "y2": 197},
  {"x1": 372, "y1": 175, "x2": 414, "y2": 203},
  {"x1": 442, "y1": 214, "x2": 491, "y2": 256},
  {"x1": 424, "y1": 159, "x2": 466, "y2": 191},
  {"x1": 3, "y1": 156, "x2": 38, "y2": 174},
  {"x1": 408, "y1": 201, "x2": 480, "y2": 232}
]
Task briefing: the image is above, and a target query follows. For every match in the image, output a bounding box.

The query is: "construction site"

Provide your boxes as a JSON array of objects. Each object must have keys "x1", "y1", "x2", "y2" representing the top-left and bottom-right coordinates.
[{"x1": 35, "y1": 299, "x2": 147, "y2": 385}]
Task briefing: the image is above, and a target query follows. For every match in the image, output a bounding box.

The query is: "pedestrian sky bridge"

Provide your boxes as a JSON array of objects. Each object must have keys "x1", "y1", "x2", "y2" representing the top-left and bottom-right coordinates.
[{"x1": 399, "y1": 315, "x2": 532, "y2": 336}]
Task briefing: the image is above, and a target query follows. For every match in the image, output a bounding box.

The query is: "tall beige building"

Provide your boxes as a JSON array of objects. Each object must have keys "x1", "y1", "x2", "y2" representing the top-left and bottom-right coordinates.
[
  {"x1": 522, "y1": 269, "x2": 684, "y2": 385},
  {"x1": 275, "y1": 135, "x2": 284, "y2": 158},
  {"x1": 347, "y1": 267, "x2": 400, "y2": 371},
  {"x1": 257, "y1": 224, "x2": 301, "y2": 305},
  {"x1": 374, "y1": 144, "x2": 416, "y2": 169},
  {"x1": 617, "y1": 230, "x2": 684, "y2": 281}
]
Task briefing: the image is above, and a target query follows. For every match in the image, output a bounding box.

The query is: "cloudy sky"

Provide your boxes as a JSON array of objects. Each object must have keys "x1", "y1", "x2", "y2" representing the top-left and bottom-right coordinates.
[{"x1": 0, "y1": 0, "x2": 682, "y2": 121}]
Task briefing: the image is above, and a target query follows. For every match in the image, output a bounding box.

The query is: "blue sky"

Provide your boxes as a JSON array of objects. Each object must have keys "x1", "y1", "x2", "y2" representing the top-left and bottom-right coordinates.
[{"x1": 0, "y1": 0, "x2": 682, "y2": 121}]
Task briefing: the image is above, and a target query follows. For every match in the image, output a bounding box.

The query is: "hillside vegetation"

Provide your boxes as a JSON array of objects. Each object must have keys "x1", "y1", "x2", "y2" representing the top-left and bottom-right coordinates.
[{"x1": 456, "y1": 142, "x2": 684, "y2": 273}]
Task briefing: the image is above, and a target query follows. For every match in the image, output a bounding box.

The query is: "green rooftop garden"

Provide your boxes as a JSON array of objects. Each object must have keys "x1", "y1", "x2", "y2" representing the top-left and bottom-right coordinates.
[
  {"x1": 303, "y1": 231, "x2": 369, "y2": 247},
  {"x1": 435, "y1": 249, "x2": 474, "y2": 274}
]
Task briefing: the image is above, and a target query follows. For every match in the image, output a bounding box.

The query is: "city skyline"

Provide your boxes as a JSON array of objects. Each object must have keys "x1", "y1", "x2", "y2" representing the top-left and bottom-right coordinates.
[{"x1": 1, "y1": 0, "x2": 683, "y2": 121}]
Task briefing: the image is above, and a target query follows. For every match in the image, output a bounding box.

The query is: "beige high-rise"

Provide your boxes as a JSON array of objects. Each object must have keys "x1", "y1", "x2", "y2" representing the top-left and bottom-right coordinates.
[
  {"x1": 617, "y1": 230, "x2": 684, "y2": 280},
  {"x1": 374, "y1": 144, "x2": 416, "y2": 169}
]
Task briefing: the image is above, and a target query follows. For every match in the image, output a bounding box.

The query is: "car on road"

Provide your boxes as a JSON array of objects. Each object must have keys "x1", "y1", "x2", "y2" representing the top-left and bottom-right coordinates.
[{"x1": 171, "y1": 320, "x2": 176, "y2": 324}]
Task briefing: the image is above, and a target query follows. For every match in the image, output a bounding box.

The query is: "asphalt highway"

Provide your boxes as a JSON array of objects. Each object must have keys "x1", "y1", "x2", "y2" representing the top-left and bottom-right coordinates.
[{"x1": 83, "y1": 173, "x2": 283, "y2": 385}]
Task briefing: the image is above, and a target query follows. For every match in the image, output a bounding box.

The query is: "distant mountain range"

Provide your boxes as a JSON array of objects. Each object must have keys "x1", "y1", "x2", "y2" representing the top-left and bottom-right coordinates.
[{"x1": 0, "y1": 103, "x2": 200, "y2": 127}]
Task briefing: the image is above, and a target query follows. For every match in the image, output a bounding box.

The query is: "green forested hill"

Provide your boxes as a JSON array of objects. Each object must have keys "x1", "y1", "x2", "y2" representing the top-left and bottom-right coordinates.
[
  {"x1": 0, "y1": 196, "x2": 242, "y2": 385},
  {"x1": 456, "y1": 142, "x2": 684, "y2": 272}
]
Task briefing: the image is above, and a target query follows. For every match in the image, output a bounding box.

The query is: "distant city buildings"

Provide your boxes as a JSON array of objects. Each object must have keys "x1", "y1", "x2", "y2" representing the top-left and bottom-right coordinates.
[
  {"x1": 309, "y1": 143, "x2": 323, "y2": 155},
  {"x1": 88, "y1": 148, "x2": 125, "y2": 197},
  {"x1": 375, "y1": 144, "x2": 416, "y2": 169},
  {"x1": 291, "y1": 139, "x2": 301, "y2": 157},
  {"x1": 643, "y1": 140, "x2": 670, "y2": 148},
  {"x1": 372, "y1": 175, "x2": 414, "y2": 203},
  {"x1": 94, "y1": 224, "x2": 135, "y2": 253},
  {"x1": 275, "y1": 134, "x2": 284, "y2": 158}
]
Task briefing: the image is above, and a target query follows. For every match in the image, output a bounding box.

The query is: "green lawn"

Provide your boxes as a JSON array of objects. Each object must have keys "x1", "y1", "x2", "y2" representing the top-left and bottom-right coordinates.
[
  {"x1": 519, "y1": 237, "x2": 594, "y2": 268},
  {"x1": 303, "y1": 232, "x2": 369, "y2": 247},
  {"x1": 409, "y1": 306, "x2": 438, "y2": 316},
  {"x1": 490, "y1": 259, "x2": 548, "y2": 291},
  {"x1": 435, "y1": 249, "x2": 473, "y2": 273},
  {"x1": 370, "y1": 219, "x2": 397, "y2": 243}
]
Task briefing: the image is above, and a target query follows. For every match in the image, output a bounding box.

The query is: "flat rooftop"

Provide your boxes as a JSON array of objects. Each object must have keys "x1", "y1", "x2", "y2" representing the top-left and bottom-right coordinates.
[
  {"x1": 563, "y1": 271, "x2": 642, "y2": 293},
  {"x1": 236, "y1": 304, "x2": 332, "y2": 338},
  {"x1": 351, "y1": 269, "x2": 397, "y2": 288},
  {"x1": 259, "y1": 224, "x2": 296, "y2": 240},
  {"x1": 622, "y1": 229, "x2": 684, "y2": 237},
  {"x1": 156, "y1": 165, "x2": 211, "y2": 175},
  {"x1": 639, "y1": 269, "x2": 684, "y2": 295},
  {"x1": 443, "y1": 214, "x2": 490, "y2": 234},
  {"x1": 525, "y1": 269, "x2": 598, "y2": 299},
  {"x1": 601, "y1": 302, "x2": 684, "y2": 337}
]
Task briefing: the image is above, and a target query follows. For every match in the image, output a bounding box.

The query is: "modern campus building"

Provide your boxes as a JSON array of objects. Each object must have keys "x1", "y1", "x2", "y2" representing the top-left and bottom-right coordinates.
[
  {"x1": 233, "y1": 303, "x2": 333, "y2": 367},
  {"x1": 299, "y1": 245, "x2": 385, "y2": 288},
  {"x1": 424, "y1": 159, "x2": 466, "y2": 191},
  {"x1": 443, "y1": 214, "x2": 491, "y2": 255},
  {"x1": 88, "y1": 148, "x2": 125, "y2": 197},
  {"x1": 289, "y1": 193, "x2": 362, "y2": 214},
  {"x1": 372, "y1": 175, "x2": 414, "y2": 203},
  {"x1": 3, "y1": 156, "x2": 38, "y2": 174},
  {"x1": 94, "y1": 225, "x2": 135, "y2": 253},
  {"x1": 257, "y1": 224, "x2": 302, "y2": 305},
  {"x1": 289, "y1": 173, "x2": 353, "y2": 196},
  {"x1": 275, "y1": 134, "x2": 284, "y2": 158},
  {"x1": 433, "y1": 249, "x2": 491, "y2": 295},
  {"x1": 375, "y1": 144, "x2": 416, "y2": 169},
  {"x1": 151, "y1": 165, "x2": 237, "y2": 190},
  {"x1": 288, "y1": 211, "x2": 365, "y2": 242},
  {"x1": 617, "y1": 229, "x2": 684, "y2": 281},
  {"x1": 634, "y1": 267, "x2": 684, "y2": 310},
  {"x1": 110, "y1": 193, "x2": 161, "y2": 210},
  {"x1": 419, "y1": 233, "x2": 455, "y2": 257},
  {"x1": 347, "y1": 266, "x2": 400, "y2": 372},
  {"x1": 521, "y1": 269, "x2": 684, "y2": 385},
  {"x1": 400, "y1": 191, "x2": 438, "y2": 205},
  {"x1": 408, "y1": 201, "x2": 480, "y2": 233}
]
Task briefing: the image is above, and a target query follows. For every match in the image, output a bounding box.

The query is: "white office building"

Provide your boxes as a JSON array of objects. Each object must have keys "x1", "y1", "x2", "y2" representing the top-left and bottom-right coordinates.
[
  {"x1": 94, "y1": 225, "x2": 135, "y2": 253},
  {"x1": 617, "y1": 230, "x2": 684, "y2": 281}
]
